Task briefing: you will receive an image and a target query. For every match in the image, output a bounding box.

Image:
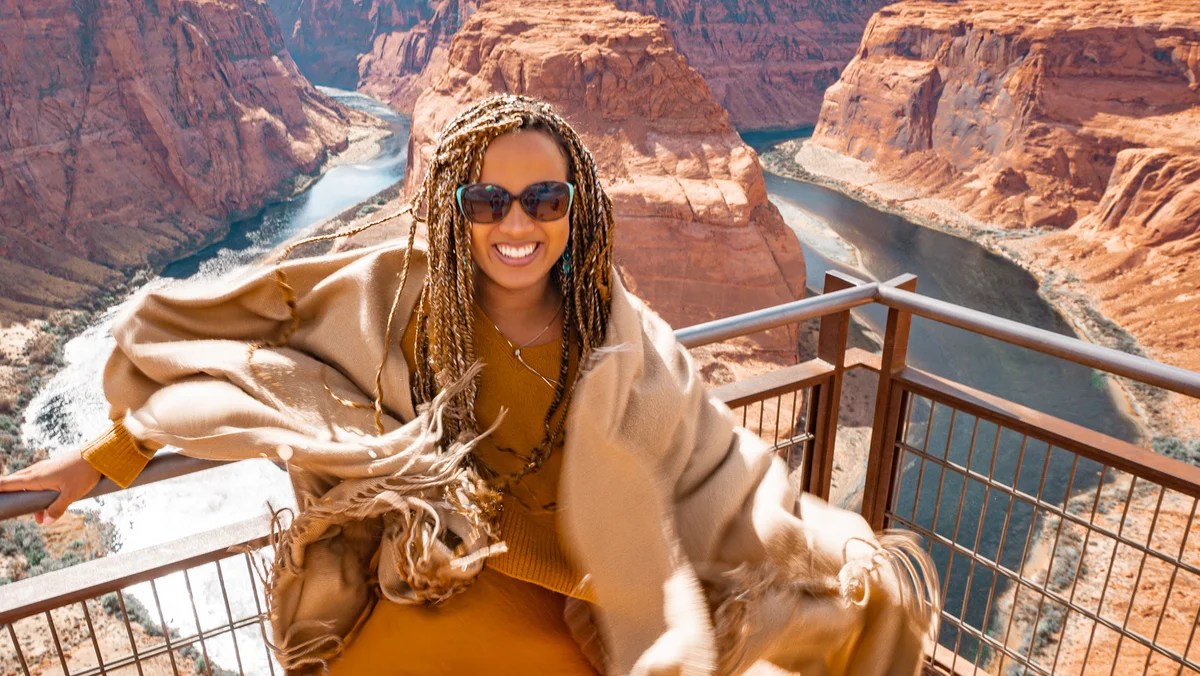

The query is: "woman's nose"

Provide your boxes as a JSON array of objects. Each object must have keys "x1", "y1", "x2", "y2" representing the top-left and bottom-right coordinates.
[{"x1": 498, "y1": 203, "x2": 536, "y2": 236}]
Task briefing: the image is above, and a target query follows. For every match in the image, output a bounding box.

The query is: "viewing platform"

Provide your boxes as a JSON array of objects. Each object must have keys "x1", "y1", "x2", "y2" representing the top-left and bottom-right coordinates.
[{"x1": 3, "y1": 271, "x2": 1198, "y2": 676}]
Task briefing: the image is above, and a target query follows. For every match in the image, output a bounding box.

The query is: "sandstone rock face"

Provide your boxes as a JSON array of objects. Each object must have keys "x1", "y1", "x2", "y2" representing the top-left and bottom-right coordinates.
[
  {"x1": 812, "y1": 0, "x2": 1200, "y2": 231},
  {"x1": 1014, "y1": 149, "x2": 1200, "y2": 423},
  {"x1": 811, "y1": 0, "x2": 1200, "y2": 424},
  {"x1": 0, "y1": 0, "x2": 358, "y2": 324},
  {"x1": 270, "y1": 0, "x2": 883, "y2": 128},
  {"x1": 357, "y1": 1, "x2": 478, "y2": 112},
  {"x1": 269, "y1": 0, "x2": 477, "y2": 110},
  {"x1": 610, "y1": 0, "x2": 888, "y2": 130},
  {"x1": 399, "y1": 0, "x2": 806, "y2": 352}
]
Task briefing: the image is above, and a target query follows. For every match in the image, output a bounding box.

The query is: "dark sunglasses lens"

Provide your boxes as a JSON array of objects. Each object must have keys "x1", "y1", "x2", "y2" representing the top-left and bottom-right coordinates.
[
  {"x1": 460, "y1": 184, "x2": 510, "y2": 224},
  {"x1": 524, "y1": 182, "x2": 572, "y2": 221}
]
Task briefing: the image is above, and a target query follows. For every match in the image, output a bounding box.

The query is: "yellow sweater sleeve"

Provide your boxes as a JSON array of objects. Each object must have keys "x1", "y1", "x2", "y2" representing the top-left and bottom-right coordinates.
[{"x1": 80, "y1": 422, "x2": 154, "y2": 489}]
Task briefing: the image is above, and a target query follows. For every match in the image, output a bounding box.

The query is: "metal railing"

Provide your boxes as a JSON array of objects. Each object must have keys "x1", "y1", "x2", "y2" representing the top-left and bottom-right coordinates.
[{"x1": 2, "y1": 271, "x2": 1199, "y2": 676}]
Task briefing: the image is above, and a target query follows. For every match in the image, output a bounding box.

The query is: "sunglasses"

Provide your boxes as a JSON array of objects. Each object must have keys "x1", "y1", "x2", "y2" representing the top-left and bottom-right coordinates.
[{"x1": 455, "y1": 181, "x2": 575, "y2": 224}]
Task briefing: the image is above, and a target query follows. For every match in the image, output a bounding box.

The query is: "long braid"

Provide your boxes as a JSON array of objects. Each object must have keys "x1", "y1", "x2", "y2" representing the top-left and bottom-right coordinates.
[{"x1": 271, "y1": 94, "x2": 615, "y2": 474}]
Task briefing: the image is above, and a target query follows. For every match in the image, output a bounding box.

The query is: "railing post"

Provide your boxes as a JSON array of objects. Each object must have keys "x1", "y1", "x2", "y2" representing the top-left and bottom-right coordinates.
[
  {"x1": 862, "y1": 274, "x2": 917, "y2": 530},
  {"x1": 803, "y1": 271, "x2": 862, "y2": 500}
]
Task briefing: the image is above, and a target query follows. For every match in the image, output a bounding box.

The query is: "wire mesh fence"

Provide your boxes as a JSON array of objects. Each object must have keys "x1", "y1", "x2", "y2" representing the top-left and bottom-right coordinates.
[
  {"x1": 889, "y1": 392, "x2": 1200, "y2": 676},
  {"x1": 2, "y1": 550, "x2": 278, "y2": 676}
]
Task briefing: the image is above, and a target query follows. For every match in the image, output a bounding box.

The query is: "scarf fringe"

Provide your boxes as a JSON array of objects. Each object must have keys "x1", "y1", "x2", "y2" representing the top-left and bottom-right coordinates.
[
  {"x1": 235, "y1": 361, "x2": 510, "y2": 673},
  {"x1": 712, "y1": 529, "x2": 941, "y2": 675}
]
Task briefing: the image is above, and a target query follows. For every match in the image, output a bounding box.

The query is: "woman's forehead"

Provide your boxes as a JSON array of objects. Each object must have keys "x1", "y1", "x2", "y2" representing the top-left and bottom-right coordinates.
[{"x1": 478, "y1": 129, "x2": 569, "y2": 190}]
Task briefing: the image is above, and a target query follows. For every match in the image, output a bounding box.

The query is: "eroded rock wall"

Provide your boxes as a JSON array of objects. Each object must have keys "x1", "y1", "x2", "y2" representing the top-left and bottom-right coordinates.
[
  {"x1": 270, "y1": 0, "x2": 477, "y2": 110},
  {"x1": 810, "y1": 0, "x2": 1200, "y2": 427},
  {"x1": 812, "y1": 0, "x2": 1200, "y2": 230},
  {"x1": 270, "y1": 0, "x2": 884, "y2": 129},
  {"x1": 0, "y1": 0, "x2": 359, "y2": 323},
  {"x1": 611, "y1": 0, "x2": 887, "y2": 129}
]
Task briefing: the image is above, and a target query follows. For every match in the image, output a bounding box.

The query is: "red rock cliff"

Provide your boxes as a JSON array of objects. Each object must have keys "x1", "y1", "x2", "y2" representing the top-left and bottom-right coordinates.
[
  {"x1": 810, "y1": 0, "x2": 1200, "y2": 428},
  {"x1": 0, "y1": 0, "x2": 359, "y2": 323},
  {"x1": 400, "y1": 0, "x2": 807, "y2": 353},
  {"x1": 610, "y1": 0, "x2": 888, "y2": 130},
  {"x1": 270, "y1": 0, "x2": 883, "y2": 129},
  {"x1": 813, "y1": 0, "x2": 1200, "y2": 230},
  {"x1": 270, "y1": 0, "x2": 477, "y2": 110}
]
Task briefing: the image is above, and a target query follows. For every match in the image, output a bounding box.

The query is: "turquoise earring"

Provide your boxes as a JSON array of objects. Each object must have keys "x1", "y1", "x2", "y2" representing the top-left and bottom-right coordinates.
[{"x1": 559, "y1": 249, "x2": 572, "y2": 275}]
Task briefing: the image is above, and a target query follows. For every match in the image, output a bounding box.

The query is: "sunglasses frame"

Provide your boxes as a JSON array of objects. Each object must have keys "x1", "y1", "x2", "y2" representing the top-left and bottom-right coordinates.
[{"x1": 455, "y1": 181, "x2": 576, "y2": 224}]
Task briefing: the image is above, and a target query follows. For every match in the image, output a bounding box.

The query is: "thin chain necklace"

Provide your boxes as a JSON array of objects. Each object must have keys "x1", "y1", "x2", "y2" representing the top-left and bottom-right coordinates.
[{"x1": 477, "y1": 297, "x2": 564, "y2": 389}]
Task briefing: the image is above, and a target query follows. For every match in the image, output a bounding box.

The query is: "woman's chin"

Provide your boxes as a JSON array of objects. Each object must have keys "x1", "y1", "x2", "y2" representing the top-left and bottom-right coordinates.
[{"x1": 478, "y1": 264, "x2": 555, "y2": 293}]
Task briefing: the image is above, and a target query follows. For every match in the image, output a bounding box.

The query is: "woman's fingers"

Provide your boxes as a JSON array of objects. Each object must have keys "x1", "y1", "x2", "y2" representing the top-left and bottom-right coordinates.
[
  {"x1": 45, "y1": 491, "x2": 73, "y2": 523},
  {"x1": 2, "y1": 455, "x2": 101, "y2": 526},
  {"x1": 0, "y1": 470, "x2": 52, "y2": 492}
]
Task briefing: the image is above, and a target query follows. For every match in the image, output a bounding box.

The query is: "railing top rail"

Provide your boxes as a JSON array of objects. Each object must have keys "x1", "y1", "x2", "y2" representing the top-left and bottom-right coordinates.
[
  {"x1": 675, "y1": 281, "x2": 878, "y2": 348},
  {"x1": 0, "y1": 453, "x2": 236, "y2": 522},
  {"x1": 5, "y1": 277, "x2": 1198, "y2": 523},
  {"x1": 876, "y1": 285, "x2": 1200, "y2": 400},
  {"x1": 0, "y1": 514, "x2": 273, "y2": 626}
]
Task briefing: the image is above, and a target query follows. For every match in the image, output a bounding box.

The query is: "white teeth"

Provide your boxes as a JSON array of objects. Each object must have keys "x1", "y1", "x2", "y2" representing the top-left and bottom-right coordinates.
[{"x1": 496, "y1": 243, "x2": 537, "y2": 258}]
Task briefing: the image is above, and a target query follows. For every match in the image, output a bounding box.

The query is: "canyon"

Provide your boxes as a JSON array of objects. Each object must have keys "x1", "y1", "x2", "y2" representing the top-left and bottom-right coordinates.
[
  {"x1": 806, "y1": 0, "x2": 1200, "y2": 431},
  {"x1": 0, "y1": 0, "x2": 366, "y2": 325},
  {"x1": 387, "y1": 0, "x2": 807, "y2": 355},
  {"x1": 608, "y1": 0, "x2": 888, "y2": 129},
  {"x1": 268, "y1": 0, "x2": 885, "y2": 129}
]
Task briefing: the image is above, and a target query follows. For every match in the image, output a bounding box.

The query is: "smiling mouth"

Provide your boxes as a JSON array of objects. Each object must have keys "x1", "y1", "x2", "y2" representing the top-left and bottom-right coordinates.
[{"x1": 493, "y1": 242, "x2": 541, "y2": 264}]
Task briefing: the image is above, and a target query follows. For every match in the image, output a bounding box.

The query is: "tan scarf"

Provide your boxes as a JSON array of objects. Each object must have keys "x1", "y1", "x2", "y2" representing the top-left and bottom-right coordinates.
[{"x1": 104, "y1": 241, "x2": 939, "y2": 675}]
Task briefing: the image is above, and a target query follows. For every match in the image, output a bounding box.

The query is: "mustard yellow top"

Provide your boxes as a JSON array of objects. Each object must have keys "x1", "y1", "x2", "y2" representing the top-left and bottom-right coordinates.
[{"x1": 83, "y1": 300, "x2": 589, "y2": 600}]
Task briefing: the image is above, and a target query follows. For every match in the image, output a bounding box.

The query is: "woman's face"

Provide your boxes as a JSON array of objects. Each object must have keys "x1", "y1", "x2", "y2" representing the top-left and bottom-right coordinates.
[{"x1": 469, "y1": 129, "x2": 571, "y2": 294}]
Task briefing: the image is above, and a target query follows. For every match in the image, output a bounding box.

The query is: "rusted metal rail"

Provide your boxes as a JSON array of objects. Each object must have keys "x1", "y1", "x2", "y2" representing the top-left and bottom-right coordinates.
[{"x1": 3, "y1": 272, "x2": 1198, "y2": 676}]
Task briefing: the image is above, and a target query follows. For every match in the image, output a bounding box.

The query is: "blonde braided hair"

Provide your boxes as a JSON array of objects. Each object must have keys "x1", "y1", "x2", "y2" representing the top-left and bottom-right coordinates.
[{"x1": 273, "y1": 94, "x2": 615, "y2": 484}]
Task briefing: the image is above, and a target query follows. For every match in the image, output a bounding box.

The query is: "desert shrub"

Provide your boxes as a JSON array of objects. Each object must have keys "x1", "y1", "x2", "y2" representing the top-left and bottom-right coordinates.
[
  {"x1": 0, "y1": 520, "x2": 48, "y2": 566},
  {"x1": 1152, "y1": 436, "x2": 1200, "y2": 466},
  {"x1": 23, "y1": 331, "x2": 62, "y2": 366},
  {"x1": 100, "y1": 591, "x2": 164, "y2": 636}
]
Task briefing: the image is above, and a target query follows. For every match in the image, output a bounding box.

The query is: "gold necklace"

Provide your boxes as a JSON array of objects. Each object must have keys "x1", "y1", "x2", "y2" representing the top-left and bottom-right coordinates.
[{"x1": 478, "y1": 298, "x2": 564, "y2": 389}]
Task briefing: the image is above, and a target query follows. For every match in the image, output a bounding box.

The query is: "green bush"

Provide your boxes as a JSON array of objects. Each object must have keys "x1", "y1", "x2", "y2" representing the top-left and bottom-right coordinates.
[
  {"x1": 100, "y1": 591, "x2": 164, "y2": 637},
  {"x1": 1151, "y1": 436, "x2": 1200, "y2": 466},
  {"x1": 0, "y1": 520, "x2": 48, "y2": 566}
]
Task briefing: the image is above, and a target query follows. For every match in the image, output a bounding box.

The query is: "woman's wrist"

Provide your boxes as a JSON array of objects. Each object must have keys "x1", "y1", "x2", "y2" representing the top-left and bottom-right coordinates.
[{"x1": 79, "y1": 422, "x2": 153, "y2": 489}]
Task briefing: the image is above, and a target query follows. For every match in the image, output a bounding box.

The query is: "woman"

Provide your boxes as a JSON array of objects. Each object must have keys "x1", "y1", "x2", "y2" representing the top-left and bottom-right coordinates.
[{"x1": 0, "y1": 95, "x2": 937, "y2": 675}]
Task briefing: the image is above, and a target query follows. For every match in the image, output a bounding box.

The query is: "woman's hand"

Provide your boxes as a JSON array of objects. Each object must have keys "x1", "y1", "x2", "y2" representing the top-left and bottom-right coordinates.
[{"x1": 0, "y1": 453, "x2": 102, "y2": 525}]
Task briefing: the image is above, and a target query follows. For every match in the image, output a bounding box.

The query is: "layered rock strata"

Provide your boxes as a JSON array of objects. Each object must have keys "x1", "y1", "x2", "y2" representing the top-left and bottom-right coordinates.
[
  {"x1": 611, "y1": 0, "x2": 888, "y2": 129},
  {"x1": 270, "y1": 0, "x2": 884, "y2": 128},
  {"x1": 270, "y1": 0, "x2": 477, "y2": 110},
  {"x1": 393, "y1": 0, "x2": 806, "y2": 353},
  {"x1": 0, "y1": 0, "x2": 360, "y2": 324},
  {"x1": 813, "y1": 0, "x2": 1200, "y2": 230},
  {"x1": 808, "y1": 0, "x2": 1200, "y2": 427}
]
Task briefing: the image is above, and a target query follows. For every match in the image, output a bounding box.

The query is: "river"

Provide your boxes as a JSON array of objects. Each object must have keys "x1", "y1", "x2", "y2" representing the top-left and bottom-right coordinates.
[
  {"x1": 21, "y1": 88, "x2": 409, "y2": 674},
  {"x1": 743, "y1": 130, "x2": 1142, "y2": 662}
]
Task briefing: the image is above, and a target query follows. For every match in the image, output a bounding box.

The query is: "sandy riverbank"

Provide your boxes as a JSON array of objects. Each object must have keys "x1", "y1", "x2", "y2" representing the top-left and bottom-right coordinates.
[
  {"x1": 760, "y1": 139, "x2": 1196, "y2": 443},
  {"x1": 762, "y1": 139, "x2": 1200, "y2": 674}
]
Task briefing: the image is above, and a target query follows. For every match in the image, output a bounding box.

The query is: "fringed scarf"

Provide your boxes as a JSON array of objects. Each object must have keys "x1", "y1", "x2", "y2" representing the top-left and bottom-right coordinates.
[{"x1": 105, "y1": 242, "x2": 940, "y2": 675}]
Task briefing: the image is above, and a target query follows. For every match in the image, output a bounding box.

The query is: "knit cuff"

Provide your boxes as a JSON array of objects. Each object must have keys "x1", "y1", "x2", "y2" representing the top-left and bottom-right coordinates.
[{"x1": 81, "y1": 422, "x2": 153, "y2": 489}]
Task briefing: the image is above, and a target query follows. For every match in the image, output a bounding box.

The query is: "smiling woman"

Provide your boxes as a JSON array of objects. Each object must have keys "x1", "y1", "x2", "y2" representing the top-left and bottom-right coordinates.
[
  {"x1": 466, "y1": 128, "x2": 573, "y2": 351},
  {"x1": 0, "y1": 95, "x2": 938, "y2": 676}
]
